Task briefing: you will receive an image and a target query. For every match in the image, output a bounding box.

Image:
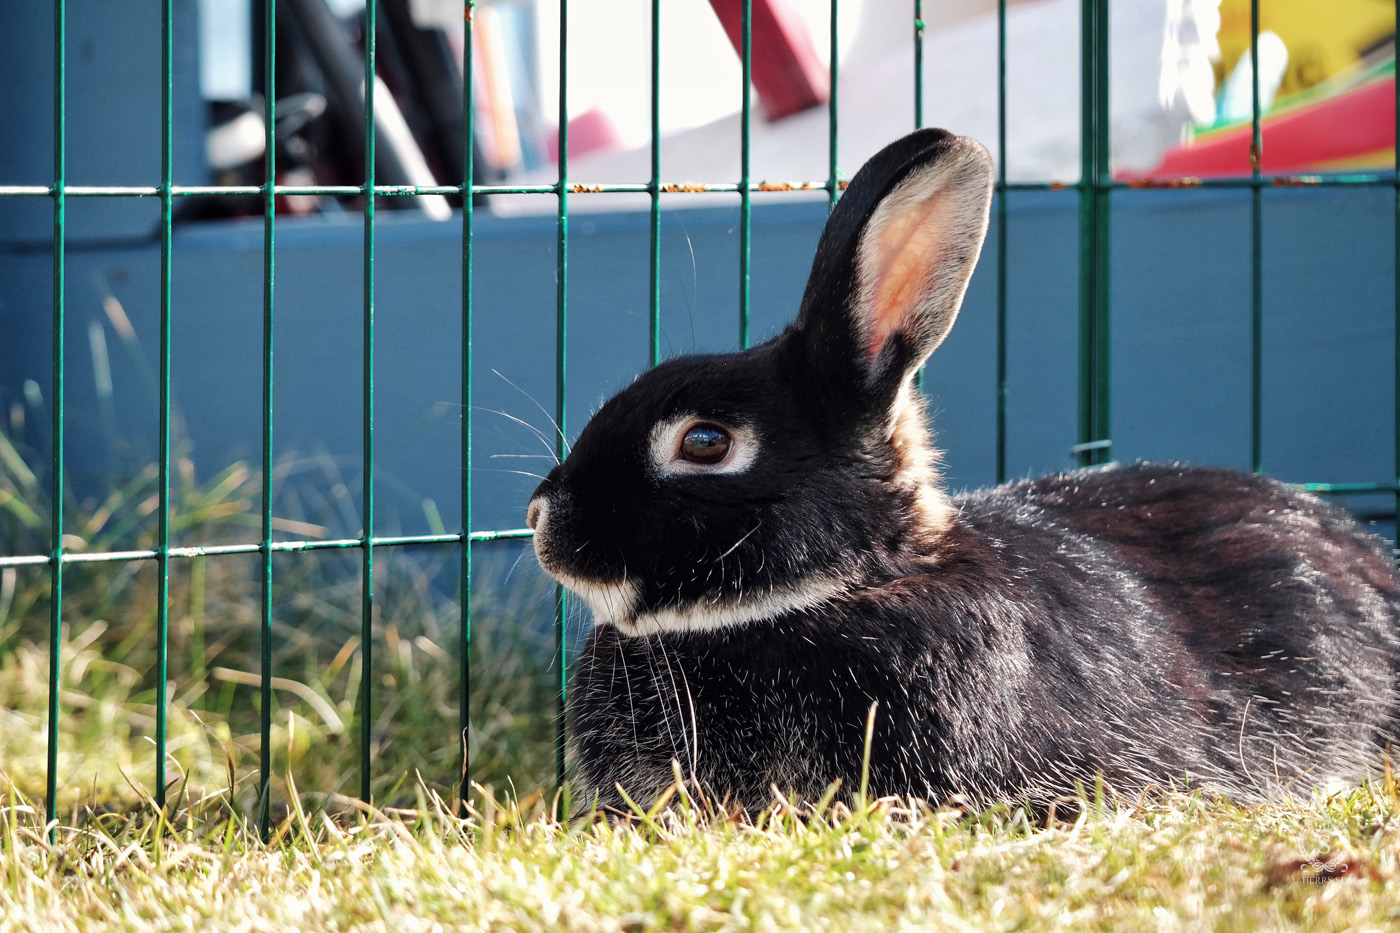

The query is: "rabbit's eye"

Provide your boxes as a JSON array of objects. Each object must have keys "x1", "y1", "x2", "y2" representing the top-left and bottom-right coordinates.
[{"x1": 680, "y1": 424, "x2": 732, "y2": 465}]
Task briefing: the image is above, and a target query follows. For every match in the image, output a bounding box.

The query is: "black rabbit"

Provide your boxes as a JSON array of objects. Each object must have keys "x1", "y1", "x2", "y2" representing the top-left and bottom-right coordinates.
[{"x1": 526, "y1": 128, "x2": 1400, "y2": 811}]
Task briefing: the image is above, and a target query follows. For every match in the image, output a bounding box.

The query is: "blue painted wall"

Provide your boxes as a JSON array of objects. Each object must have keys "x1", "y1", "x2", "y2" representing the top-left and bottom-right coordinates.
[{"x1": 3, "y1": 186, "x2": 1396, "y2": 551}]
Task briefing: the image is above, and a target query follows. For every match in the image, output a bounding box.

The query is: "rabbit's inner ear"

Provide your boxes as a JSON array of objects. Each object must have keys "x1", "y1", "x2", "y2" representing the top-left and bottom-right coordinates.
[
  {"x1": 862, "y1": 186, "x2": 955, "y2": 359},
  {"x1": 852, "y1": 144, "x2": 993, "y2": 380}
]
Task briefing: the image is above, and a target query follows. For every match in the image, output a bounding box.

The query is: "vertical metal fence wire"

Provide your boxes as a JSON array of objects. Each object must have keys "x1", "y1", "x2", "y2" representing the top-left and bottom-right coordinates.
[
  {"x1": 913, "y1": 1, "x2": 924, "y2": 130},
  {"x1": 360, "y1": 0, "x2": 380, "y2": 807},
  {"x1": 11, "y1": 0, "x2": 1400, "y2": 823},
  {"x1": 1250, "y1": 0, "x2": 1264, "y2": 474},
  {"x1": 739, "y1": 0, "x2": 753, "y2": 350},
  {"x1": 995, "y1": 0, "x2": 1009, "y2": 484},
  {"x1": 649, "y1": 0, "x2": 663, "y2": 368},
  {"x1": 554, "y1": 0, "x2": 570, "y2": 791},
  {"x1": 259, "y1": 0, "x2": 279, "y2": 840},
  {"x1": 458, "y1": 0, "x2": 477, "y2": 818},
  {"x1": 912, "y1": 2, "x2": 924, "y2": 394},
  {"x1": 155, "y1": 0, "x2": 176, "y2": 814},
  {"x1": 45, "y1": 0, "x2": 68, "y2": 838},
  {"x1": 1076, "y1": 0, "x2": 1111, "y2": 469},
  {"x1": 828, "y1": 0, "x2": 839, "y2": 212}
]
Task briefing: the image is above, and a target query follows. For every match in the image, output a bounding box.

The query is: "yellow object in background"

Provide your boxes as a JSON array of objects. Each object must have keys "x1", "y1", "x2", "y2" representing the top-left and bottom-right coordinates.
[{"x1": 1216, "y1": 0, "x2": 1394, "y2": 96}]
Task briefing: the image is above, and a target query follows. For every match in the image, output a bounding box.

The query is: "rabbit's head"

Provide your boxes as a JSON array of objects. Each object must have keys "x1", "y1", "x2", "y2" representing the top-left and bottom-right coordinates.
[{"x1": 528, "y1": 129, "x2": 995, "y2": 636}]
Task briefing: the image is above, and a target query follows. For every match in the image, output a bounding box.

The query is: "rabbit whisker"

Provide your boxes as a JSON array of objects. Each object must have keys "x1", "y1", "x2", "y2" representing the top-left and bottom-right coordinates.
[
  {"x1": 715, "y1": 521, "x2": 763, "y2": 562},
  {"x1": 493, "y1": 368, "x2": 573, "y2": 455},
  {"x1": 480, "y1": 468, "x2": 549, "y2": 481},
  {"x1": 656, "y1": 637, "x2": 696, "y2": 778},
  {"x1": 475, "y1": 406, "x2": 562, "y2": 464}
]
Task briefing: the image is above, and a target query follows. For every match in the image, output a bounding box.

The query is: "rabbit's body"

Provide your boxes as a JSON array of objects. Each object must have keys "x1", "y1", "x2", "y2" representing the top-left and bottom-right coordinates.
[
  {"x1": 570, "y1": 463, "x2": 1400, "y2": 808},
  {"x1": 528, "y1": 129, "x2": 1400, "y2": 810}
]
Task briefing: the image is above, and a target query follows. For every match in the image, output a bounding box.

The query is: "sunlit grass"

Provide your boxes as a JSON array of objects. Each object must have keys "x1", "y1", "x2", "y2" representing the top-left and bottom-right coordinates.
[{"x1": 1, "y1": 776, "x2": 1398, "y2": 932}]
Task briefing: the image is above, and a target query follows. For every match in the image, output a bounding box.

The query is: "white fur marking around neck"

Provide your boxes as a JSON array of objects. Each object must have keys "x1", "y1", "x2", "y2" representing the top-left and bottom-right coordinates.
[{"x1": 594, "y1": 575, "x2": 850, "y2": 637}]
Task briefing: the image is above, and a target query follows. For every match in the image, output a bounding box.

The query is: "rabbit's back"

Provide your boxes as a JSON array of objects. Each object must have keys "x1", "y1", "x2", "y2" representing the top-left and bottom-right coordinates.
[{"x1": 947, "y1": 462, "x2": 1400, "y2": 797}]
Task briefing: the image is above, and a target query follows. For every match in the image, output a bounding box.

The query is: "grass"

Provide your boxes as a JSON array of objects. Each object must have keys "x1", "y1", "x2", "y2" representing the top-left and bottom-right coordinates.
[
  {"x1": 1, "y1": 776, "x2": 1398, "y2": 931},
  {"x1": 0, "y1": 409, "x2": 560, "y2": 819}
]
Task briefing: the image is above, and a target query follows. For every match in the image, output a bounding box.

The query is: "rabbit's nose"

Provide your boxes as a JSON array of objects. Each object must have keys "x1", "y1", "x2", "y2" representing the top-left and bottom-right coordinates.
[{"x1": 526, "y1": 497, "x2": 545, "y2": 530}]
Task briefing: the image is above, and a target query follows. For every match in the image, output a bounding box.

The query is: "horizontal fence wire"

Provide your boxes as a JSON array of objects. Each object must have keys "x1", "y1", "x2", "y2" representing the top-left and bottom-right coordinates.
[
  {"x1": 13, "y1": 0, "x2": 1399, "y2": 824},
  {"x1": 7, "y1": 174, "x2": 1400, "y2": 200}
]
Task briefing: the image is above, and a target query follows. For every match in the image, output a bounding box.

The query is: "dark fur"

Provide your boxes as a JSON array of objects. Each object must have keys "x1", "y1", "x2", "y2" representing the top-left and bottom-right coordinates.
[
  {"x1": 530, "y1": 129, "x2": 1400, "y2": 811},
  {"x1": 570, "y1": 465, "x2": 1400, "y2": 808}
]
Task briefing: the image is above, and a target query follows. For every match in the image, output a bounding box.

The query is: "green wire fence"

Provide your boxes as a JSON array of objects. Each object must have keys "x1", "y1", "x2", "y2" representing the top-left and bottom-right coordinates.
[{"x1": 1, "y1": 0, "x2": 1397, "y2": 843}]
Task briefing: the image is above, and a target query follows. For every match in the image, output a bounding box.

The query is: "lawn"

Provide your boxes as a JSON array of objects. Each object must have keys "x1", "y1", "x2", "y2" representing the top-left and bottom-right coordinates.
[{"x1": 2, "y1": 777, "x2": 1399, "y2": 932}]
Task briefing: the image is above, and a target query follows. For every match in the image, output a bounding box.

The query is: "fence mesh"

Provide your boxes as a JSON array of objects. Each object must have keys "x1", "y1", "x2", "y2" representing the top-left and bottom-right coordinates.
[{"x1": 0, "y1": 0, "x2": 1396, "y2": 841}]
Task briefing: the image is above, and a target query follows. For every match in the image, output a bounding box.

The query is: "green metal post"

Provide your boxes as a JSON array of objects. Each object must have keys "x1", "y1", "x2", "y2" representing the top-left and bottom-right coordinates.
[
  {"x1": 828, "y1": 0, "x2": 838, "y2": 211},
  {"x1": 913, "y1": 0, "x2": 924, "y2": 128},
  {"x1": 154, "y1": 0, "x2": 175, "y2": 812},
  {"x1": 555, "y1": 0, "x2": 570, "y2": 790},
  {"x1": 259, "y1": 0, "x2": 278, "y2": 839},
  {"x1": 360, "y1": 0, "x2": 378, "y2": 805},
  {"x1": 995, "y1": 0, "x2": 1008, "y2": 484},
  {"x1": 1076, "y1": 0, "x2": 1111, "y2": 468},
  {"x1": 46, "y1": 0, "x2": 68, "y2": 837},
  {"x1": 1250, "y1": 0, "x2": 1264, "y2": 473},
  {"x1": 649, "y1": 0, "x2": 662, "y2": 367},
  {"x1": 913, "y1": 0, "x2": 925, "y2": 393},
  {"x1": 739, "y1": 0, "x2": 752, "y2": 349},
  {"x1": 459, "y1": 0, "x2": 476, "y2": 814}
]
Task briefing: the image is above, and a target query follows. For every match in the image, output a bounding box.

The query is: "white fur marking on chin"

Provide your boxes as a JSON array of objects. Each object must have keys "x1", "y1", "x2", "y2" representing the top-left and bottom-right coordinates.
[
  {"x1": 552, "y1": 572, "x2": 642, "y2": 626},
  {"x1": 617, "y1": 576, "x2": 850, "y2": 637},
  {"x1": 648, "y1": 415, "x2": 758, "y2": 478}
]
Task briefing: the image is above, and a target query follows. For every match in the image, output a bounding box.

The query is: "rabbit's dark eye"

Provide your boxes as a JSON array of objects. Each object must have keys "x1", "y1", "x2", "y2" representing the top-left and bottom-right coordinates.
[{"x1": 680, "y1": 424, "x2": 732, "y2": 465}]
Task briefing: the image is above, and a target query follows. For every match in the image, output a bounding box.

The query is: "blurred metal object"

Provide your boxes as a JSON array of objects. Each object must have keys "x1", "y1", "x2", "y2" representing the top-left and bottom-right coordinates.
[{"x1": 284, "y1": 0, "x2": 450, "y2": 217}]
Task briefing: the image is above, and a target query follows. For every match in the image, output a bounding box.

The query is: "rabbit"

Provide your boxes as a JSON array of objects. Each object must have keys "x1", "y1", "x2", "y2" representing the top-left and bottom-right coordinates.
[{"x1": 525, "y1": 127, "x2": 1400, "y2": 812}]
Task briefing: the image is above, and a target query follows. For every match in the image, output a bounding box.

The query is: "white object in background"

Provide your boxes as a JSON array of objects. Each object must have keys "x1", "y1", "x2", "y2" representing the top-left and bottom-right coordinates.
[
  {"x1": 206, "y1": 110, "x2": 266, "y2": 171},
  {"x1": 198, "y1": 0, "x2": 252, "y2": 100},
  {"x1": 1160, "y1": 0, "x2": 1222, "y2": 128},
  {"x1": 409, "y1": 0, "x2": 463, "y2": 31},
  {"x1": 370, "y1": 76, "x2": 454, "y2": 220},
  {"x1": 504, "y1": 0, "x2": 1223, "y2": 210},
  {"x1": 1216, "y1": 30, "x2": 1289, "y2": 124}
]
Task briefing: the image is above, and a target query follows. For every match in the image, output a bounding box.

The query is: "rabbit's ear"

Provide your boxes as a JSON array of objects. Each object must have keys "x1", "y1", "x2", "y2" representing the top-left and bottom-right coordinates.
[{"x1": 793, "y1": 130, "x2": 994, "y2": 396}]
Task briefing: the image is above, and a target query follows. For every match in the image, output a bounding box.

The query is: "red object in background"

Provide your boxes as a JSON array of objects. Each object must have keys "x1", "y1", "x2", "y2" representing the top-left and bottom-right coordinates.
[
  {"x1": 1122, "y1": 75, "x2": 1396, "y2": 179},
  {"x1": 709, "y1": 0, "x2": 830, "y2": 120},
  {"x1": 546, "y1": 106, "x2": 625, "y2": 163}
]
